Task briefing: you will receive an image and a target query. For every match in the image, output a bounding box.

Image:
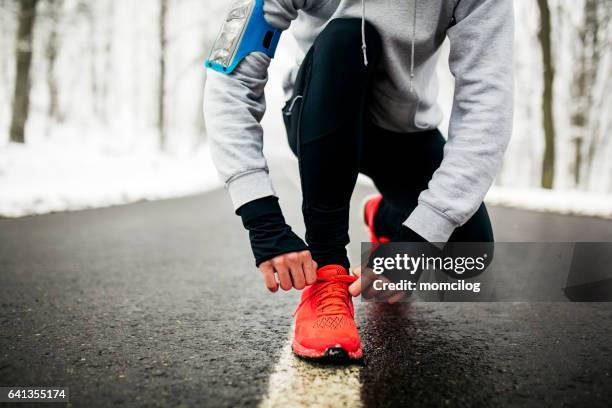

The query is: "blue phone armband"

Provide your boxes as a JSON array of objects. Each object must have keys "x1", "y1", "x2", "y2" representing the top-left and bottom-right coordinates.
[{"x1": 205, "y1": 0, "x2": 282, "y2": 74}]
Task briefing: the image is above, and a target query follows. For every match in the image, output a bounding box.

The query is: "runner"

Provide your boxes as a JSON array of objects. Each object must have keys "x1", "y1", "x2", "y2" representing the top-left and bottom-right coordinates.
[{"x1": 204, "y1": 0, "x2": 513, "y2": 361}]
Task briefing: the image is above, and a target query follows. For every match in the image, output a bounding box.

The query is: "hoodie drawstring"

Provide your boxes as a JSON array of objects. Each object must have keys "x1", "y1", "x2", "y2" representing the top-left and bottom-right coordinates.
[
  {"x1": 360, "y1": 0, "x2": 417, "y2": 92},
  {"x1": 410, "y1": 0, "x2": 417, "y2": 92},
  {"x1": 361, "y1": 0, "x2": 368, "y2": 66}
]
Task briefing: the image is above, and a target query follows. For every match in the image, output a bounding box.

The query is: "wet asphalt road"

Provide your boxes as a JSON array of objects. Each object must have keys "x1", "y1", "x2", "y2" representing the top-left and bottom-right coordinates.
[{"x1": 1, "y1": 164, "x2": 612, "y2": 407}]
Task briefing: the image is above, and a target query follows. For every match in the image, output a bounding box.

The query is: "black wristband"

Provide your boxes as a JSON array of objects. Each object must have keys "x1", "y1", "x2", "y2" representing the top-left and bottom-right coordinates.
[{"x1": 237, "y1": 196, "x2": 308, "y2": 267}]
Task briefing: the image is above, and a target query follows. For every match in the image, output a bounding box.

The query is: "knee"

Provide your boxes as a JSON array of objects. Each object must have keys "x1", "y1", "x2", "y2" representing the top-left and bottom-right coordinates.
[{"x1": 315, "y1": 18, "x2": 382, "y2": 65}]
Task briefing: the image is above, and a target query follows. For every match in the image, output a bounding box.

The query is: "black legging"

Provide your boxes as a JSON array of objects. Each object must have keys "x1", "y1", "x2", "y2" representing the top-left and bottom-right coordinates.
[{"x1": 282, "y1": 18, "x2": 494, "y2": 269}]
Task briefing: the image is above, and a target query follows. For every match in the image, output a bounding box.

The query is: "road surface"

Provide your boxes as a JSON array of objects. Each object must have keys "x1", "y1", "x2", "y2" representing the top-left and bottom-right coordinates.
[{"x1": 1, "y1": 160, "x2": 612, "y2": 407}]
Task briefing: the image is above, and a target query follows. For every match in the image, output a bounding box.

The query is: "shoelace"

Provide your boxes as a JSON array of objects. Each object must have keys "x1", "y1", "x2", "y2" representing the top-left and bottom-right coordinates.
[{"x1": 294, "y1": 274, "x2": 358, "y2": 317}]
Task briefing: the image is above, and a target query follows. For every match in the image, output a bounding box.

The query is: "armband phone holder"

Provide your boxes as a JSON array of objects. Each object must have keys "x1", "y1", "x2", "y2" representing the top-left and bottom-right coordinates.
[{"x1": 205, "y1": 0, "x2": 282, "y2": 74}]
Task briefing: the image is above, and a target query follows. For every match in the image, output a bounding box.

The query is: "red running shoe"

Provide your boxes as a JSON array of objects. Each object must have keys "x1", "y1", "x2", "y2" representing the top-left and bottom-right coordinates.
[
  {"x1": 362, "y1": 194, "x2": 391, "y2": 243},
  {"x1": 292, "y1": 265, "x2": 363, "y2": 361}
]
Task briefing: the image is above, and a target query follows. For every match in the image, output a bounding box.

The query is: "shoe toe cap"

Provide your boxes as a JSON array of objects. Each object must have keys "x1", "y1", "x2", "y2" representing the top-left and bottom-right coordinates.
[{"x1": 299, "y1": 335, "x2": 361, "y2": 353}]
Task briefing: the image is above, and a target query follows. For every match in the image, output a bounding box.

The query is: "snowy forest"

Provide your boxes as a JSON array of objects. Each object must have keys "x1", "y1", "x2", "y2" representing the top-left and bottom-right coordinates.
[{"x1": 0, "y1": 0, "x2": 610, "y2": 217}]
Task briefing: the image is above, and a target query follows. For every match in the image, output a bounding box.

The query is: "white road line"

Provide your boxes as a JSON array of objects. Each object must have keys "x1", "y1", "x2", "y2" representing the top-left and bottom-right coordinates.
[
  {"x1": 260, "y1": 244, "x2": 363, "y2": 408},
  {"x1": 262, "y1": 156, "x2": 364, "y2": 407},
  {"x1": 259, "y1": 332, "x2": 362, "y2": 408}
]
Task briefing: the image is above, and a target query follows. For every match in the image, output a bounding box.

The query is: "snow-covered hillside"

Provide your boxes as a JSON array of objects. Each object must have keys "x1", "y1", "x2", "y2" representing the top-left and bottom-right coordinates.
[{"x1": 0, "y1": 123, "x2": 220, "y2": 217}]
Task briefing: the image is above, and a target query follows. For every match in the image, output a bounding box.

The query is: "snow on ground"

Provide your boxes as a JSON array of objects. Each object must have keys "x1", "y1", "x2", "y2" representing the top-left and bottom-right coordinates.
[
  {"x1": 356, "y1": 175, "x2": 612, "y2": 220},
  {"x1": 485, "y1": 187, "x2": 612, "y2": 220},
  {"x1": 0, "y1": 125, "x2": 220, "y2": 218},
  {"x1": 2, "y1": 125, "x2": 611, "y2": 220}
]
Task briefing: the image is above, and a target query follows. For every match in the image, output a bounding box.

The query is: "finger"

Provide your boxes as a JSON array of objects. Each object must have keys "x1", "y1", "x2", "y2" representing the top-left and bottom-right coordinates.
[
  {"x1": 290, "y1": 270, "x2": 305, "y2": 290},
  {"x1": 349, "y1": 278, "x2": 361, "y2": 297},
  {"x1": 356, "y1": 267, "x2": 378, "y2": 299},
  {"x1": 361, "y1": 268, "x2": 378, "y2": 292},
  {"x1": 259, "y1": 263, "x2": 278, "y2": 293},
  {"x1": 349, "y1": 266, "x2": 362, "y2": 296},
  {"x1": 301, "y1": 252, "x2": 317, "y2": 285},
  {"x1": 290, "y1": 263, "x2": 306, "y2": 290},
  {"x1": 273, "y1": 260, "x2": 292, "y2": 291},
  {"x1": 287, "y1": 255, "x2": 306, "y2": 290}
]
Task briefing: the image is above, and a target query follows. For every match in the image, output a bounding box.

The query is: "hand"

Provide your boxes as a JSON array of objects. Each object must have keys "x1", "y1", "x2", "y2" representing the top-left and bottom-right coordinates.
[
  {"x1": 258, "y1": 250, "x2": 317, "y2": 292},
  {"x1": 349, "y1": 266, "x2": 407, "y2": 304}
]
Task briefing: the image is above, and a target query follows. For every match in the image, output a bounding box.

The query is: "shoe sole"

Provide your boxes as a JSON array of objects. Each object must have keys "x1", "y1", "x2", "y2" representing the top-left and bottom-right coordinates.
[{"x1": 292, "y1": 339, "x2": 363, "y2": 362}]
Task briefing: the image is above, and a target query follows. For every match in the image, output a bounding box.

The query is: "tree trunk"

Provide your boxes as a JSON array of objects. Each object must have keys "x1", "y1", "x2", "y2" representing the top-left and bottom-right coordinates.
[
  {"x1": 583, "y1": 0, "x2": 604, "y2": 188},
  {"x1": 100, "y1": 1, "x2": 114, "y2": 124},
  {"x1": 81, "y1": 2, "x2": 100, "y2": 119},
  {"x1": 45, "y1": 0, "x2": 62, "y2": 122},
  {"x1": 158, "y1": 0, "x2": 168, "y2": 151},
  {"x1": 9, "y1": 0, "x2": 39, "y2": 144},
  {"x1": 0, "y1": 0, "x2": 13, "y2": 96},
  {"x1": 537, "y1": 0, "x2": 556, "y2": 189}
]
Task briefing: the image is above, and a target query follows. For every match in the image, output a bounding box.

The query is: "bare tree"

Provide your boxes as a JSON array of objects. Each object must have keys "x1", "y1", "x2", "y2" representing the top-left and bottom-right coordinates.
[
  {"x1": 76, "y1": 1, "x2": 101, "y2": 119},
  {"x1": 537, "y1": 0, "x2": 556, "y2": 189},
  {"x1": 158, "y1": 0, "x2": 168, "y2": 151},
  {"x1": 570, "y1": 0, "x2": 598, "y2": 188},
  {"x1": 99, "y1": 0, "x2": 114, "y2": 123},
  {"x1": 45, "y1": 0, "x2": 63, "y2": 123},
  {"x1": 581, "y1": 0, "x2": 608, "y2": 188},
  {"x1": 0, "y1": 0, "x2": 16, "y2": 100},
  {"x1": 9, "y1": 0, "x2": 40, "y2": 144}
]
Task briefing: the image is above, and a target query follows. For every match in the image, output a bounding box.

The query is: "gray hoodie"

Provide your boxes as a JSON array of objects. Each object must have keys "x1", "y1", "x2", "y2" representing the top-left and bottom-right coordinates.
[{"x1": 203, "y1": 0, "x2": 514, "y2": 243}]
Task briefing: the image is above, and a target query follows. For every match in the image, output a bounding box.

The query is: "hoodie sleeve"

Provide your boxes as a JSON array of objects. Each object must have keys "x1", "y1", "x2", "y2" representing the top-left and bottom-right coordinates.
[
  {"x1": 203, "y1": 0, "x2": 314, "y2": 210},
  {"x1": 404, "y1": 0, "x2": 514, "y2": 243}
]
